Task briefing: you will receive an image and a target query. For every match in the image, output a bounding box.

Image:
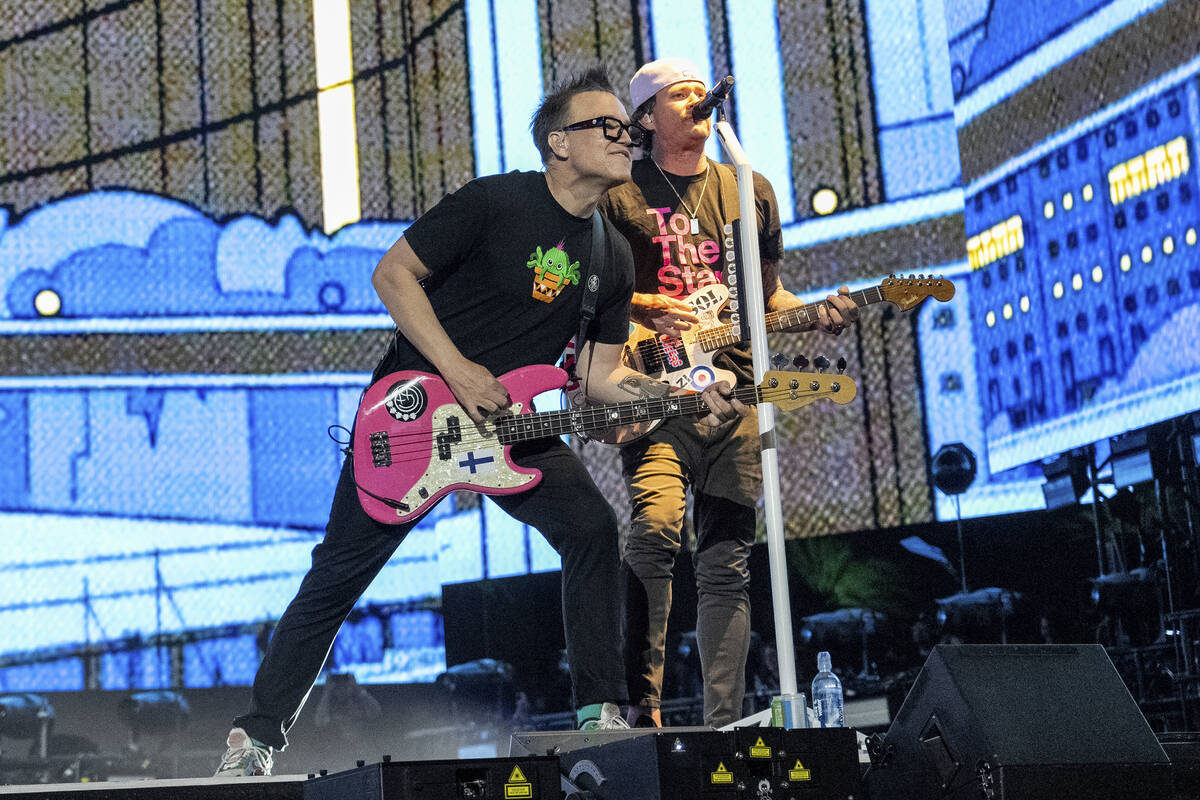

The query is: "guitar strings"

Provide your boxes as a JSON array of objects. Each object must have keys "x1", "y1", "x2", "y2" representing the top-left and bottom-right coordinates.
[
  {"x1": 364, "y1": 274, "x2": 942, "y2": 471},
  {"x1": 647, "y1": 285, "x2": 882, "y2": 365},
  {"x1": 373, "y1": 384, "x2": 841, "y2": 463},
  {"x1": 379, "y1": 390, "x2": 753, "y2": 453},
  {"x1": 374, "y1": 391, "x2": 839, "y2": 465},
  {"x1": 638, "y1": 275, "x2": 947, "y2": 373}
]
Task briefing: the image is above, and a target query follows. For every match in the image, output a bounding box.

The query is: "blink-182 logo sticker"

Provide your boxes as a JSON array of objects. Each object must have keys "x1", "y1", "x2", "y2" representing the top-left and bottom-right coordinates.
[{"x1": 384, "y1": 381, "x2": 428, "y2": 422}]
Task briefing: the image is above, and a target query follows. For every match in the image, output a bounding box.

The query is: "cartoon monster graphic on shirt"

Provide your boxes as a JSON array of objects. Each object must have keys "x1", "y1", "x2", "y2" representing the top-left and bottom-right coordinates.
[{"x1": 526, "y1": 241, "x2": 580, "y2": 302}]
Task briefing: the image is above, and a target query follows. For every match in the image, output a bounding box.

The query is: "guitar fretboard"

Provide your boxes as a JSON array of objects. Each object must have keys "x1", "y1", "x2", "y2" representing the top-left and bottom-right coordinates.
[
  {"x1": 695, "y1": 285, "x2": 885, "y2": 352},
  {"x1": 496, "y1": 384, "x2": 765, "y2": 444}
]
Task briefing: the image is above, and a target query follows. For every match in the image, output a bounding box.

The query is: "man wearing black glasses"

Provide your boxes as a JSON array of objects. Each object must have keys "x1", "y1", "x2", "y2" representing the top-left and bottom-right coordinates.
[
  {"x1": 559, "y1": 115, "x2": 647, "y2": 144},
  {"x1": 215, "y1": 67, "x2": 747, "y2": 777},
  {"x1": 601, "y1": 58, "x2": 859, "y2": 730}
]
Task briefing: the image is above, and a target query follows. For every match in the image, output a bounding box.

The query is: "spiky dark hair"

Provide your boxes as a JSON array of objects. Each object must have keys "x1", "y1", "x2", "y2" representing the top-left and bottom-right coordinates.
[{"x1": 530, "y1": 67, "x2": 618, "y2": 163}]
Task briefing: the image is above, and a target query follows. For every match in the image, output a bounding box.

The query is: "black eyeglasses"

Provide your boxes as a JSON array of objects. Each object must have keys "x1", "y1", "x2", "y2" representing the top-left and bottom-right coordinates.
[{"x1": 560, "y1": 115, "x2": 645, "y2": 146}]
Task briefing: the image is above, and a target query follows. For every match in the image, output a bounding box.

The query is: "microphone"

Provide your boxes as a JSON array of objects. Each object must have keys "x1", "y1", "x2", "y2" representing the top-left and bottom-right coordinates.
[{"x1": 691, "y1": 76, "x2": 735, "y2": 121}]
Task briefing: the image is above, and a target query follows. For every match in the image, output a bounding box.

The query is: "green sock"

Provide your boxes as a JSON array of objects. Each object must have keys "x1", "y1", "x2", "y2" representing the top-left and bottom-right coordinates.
[{"x1": 576, "y1": 702, "x2": 604, "y2": 727}]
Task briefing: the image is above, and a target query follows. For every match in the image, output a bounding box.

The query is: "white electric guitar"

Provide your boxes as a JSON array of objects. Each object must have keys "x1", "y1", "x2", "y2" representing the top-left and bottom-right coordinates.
[{"x1": 566, "y1": 273, "x2": 954, "y2": 444}]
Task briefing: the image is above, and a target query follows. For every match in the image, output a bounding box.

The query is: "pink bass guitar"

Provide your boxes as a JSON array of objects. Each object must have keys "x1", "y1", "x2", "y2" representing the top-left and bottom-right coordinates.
[{"x1": 352, "y1": 363, "x2": 856, "y2": 524}]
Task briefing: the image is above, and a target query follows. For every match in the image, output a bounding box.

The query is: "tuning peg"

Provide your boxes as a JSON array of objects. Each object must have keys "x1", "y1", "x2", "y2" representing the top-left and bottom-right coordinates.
[
  {"x1": 814, "y1": 355, "x2": 830, "y2": 373},
  {"x1": 836, "y1": 356, "x2": 847, "y2": 374},
  {"x1": 792, "y1": 354, "x2": 809, "y2": 370},
  {"x1": 771, "y1": 353, "x2": 791, "y2": 370}
]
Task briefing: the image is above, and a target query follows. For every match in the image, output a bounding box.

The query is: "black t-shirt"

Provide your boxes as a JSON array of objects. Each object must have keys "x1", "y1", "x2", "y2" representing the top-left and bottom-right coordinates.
[
  {"x1": 376, "y1": 171, "x2": 634, "y2": 379},
  {"x1": 600, "y1": 158, "x2": 784, "y2": 384}
]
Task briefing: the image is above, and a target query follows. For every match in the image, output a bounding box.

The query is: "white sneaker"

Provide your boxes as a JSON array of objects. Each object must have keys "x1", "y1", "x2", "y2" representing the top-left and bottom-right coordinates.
[
  {"x1": 579, "y1": 702, "x2": 631, "y2": 731},
  {"x1": 214, "y1": 727, "x2": 273, "y2": 777}
]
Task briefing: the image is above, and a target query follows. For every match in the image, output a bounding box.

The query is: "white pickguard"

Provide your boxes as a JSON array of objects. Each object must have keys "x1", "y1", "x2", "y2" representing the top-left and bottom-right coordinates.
[
  {"x1": 397, "y1": 401, "x2": 534, "y2": 509},
  {"x1": 642, "y1": 283, "x2": 738, "y2": 391}
]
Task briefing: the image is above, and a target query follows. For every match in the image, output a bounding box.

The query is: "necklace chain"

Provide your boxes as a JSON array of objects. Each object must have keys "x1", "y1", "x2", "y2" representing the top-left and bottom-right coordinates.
[{"x1": 651, "y1": 158, "x2": 710, "y2": 222}]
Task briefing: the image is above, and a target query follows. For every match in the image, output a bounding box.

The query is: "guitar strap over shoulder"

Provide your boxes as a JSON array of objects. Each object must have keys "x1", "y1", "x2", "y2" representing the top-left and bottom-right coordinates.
[
  {"x1": 573, "y1": 210, "x2": 606, "y2": 369},
  {"x1": 715, "y1": 161, "x2": 738, "y2": 223},
  {"x1": 714, "y1": 160, "x2": 754, "y2": 342},
  {"x1": 559, "y1": 211, "x2": 607, "y2": 442}
]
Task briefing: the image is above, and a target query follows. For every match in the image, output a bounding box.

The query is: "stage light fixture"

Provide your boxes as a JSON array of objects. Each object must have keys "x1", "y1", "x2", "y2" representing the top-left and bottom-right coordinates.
[
  {"x1": 800, "y1": 608, "x2": 879, "y2": 646},
  {"x1": 800, "y1": 608, "x2": 881, "y2": 677},
  {"x1": 436, "y1": 658, "x2": 516, "y2": 720},
  {"x1": 1040, "y1": 447, "x2": 1092, "y2": 509},
  {"x1": 935, "y1": 587, "x2": 1019, "y2": 640},
  {"x1": 1090, "y1": 568, "x2": 1162, "y2": 647},
  {"x1": 931, "y1": 443, "x2": 977, "y2": 496},
  {"x1": 436, "y1": 658, "x2": 515, "y2": 691},
  {"x1": 0, "y1": 693, "x2": 54, "y2": 741},
  {"x1": 1110, "y1": 429, "x2": 1155, "y2": 488},
  {"x1": 0, "y1": 694, "x2": 55, "y2": 760},
  {"x1": 116, "y1": 691, "x2": 190, "y2": 738},
  {"x1": 932, "y1": 443, "x2": 978, "y2": 596},
  {"x1": 1090, "y1": 568, "x2": 1156, "y2": 610}
]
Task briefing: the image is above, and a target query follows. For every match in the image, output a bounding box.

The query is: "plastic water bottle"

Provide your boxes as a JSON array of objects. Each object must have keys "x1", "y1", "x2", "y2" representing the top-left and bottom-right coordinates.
[{"x1": 811, "y1": 651, "x2": 844, "y2": 728}]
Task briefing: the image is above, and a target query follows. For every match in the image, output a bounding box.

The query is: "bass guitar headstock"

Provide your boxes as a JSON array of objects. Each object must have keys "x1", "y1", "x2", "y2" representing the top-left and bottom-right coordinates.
[{"x1": 761, "y1": 355, "x2": 857, "y2": 411}]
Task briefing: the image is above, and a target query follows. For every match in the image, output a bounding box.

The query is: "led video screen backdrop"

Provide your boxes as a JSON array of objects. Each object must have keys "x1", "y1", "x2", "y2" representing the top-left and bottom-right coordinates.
[
  {"x1": 922, "y1": 0, "x2": 1200, "y2": 520},
  {"x1": 1, "y1": 0, "x2": 1194, "y2": 691}
]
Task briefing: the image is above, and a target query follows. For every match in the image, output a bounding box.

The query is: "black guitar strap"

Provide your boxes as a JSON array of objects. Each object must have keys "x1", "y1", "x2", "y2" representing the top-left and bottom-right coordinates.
[
  {"x1": 716, "y1": 160, "x2": 738, "y2": 222},
  {"x1": 715, "y1": 161, "x2": 753, "y2": 342},
  {"x1": 576, "y1": 210, "x2": 606, "y2": 354},
  {"x1": 559, "y1": 211, "x2": 607, "y2": 443},
  {"x1": 564, "y1": 210, "x2": 606, "y2": 384}
]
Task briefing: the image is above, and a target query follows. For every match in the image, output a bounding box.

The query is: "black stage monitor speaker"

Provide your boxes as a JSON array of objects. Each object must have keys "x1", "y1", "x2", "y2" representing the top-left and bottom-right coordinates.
[{"x1": 866, "y1": 644, "x2": 1171, "y2": 800}]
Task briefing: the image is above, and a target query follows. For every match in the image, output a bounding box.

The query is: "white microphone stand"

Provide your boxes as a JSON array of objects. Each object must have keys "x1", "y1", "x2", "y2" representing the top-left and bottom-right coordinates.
[{"x1": 713, "y1": 108, "x2": 801, "y2": 718}]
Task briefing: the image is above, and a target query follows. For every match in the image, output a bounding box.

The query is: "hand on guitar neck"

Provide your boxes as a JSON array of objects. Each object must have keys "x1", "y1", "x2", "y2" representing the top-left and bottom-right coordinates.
[
  {"x1": 567, "y1": 273, "x2": 954, "y2": 445},
  {"x1": 632, "y1": 280, "x2": 858, "y2": 341},
  {"x1": 352, "y1": 364, "x2": 856, "y2": 524},
  {"x1": 778, "y1": 284, "x2": 859, "y2": 336},
  {"x1": 613, "y1": 371, "x2": 746, "y2": 428},
  {"x1": 631, "y1": 292, "x2": 700, "y2": 338},
  {"x1": 688, "y1": 380, "x2": 747, "y2": 427}
]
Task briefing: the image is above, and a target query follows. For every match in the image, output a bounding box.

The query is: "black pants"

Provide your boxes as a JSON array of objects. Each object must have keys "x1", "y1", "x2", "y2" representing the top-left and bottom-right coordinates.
[
  {"x1": 619, "y1": 415, "x2": 758, "y2": 729},
  {"x1": 233, "y1": 437, "x2": 626, "y2": 750}
]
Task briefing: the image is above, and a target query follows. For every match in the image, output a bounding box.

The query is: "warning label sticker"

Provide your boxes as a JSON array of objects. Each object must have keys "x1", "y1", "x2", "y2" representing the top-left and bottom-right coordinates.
[
  {"x1": 788, "y1": 760, "x2": 812, "y2": 782},
  {"x1": 710, "y1": 761, "x2": 734, "y2": 784},
  {"x1": 749, "y1": 736, "x2": 772, "y2": 759},
  {"x1": 504, "y1": 765, "x2": 533, "y2": 798}
]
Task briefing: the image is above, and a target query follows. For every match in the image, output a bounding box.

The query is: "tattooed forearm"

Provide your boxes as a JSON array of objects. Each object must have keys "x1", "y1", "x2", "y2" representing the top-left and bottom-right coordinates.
[{"x1": 617, "y1": 373, "x2": 673, "y2": 399}]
